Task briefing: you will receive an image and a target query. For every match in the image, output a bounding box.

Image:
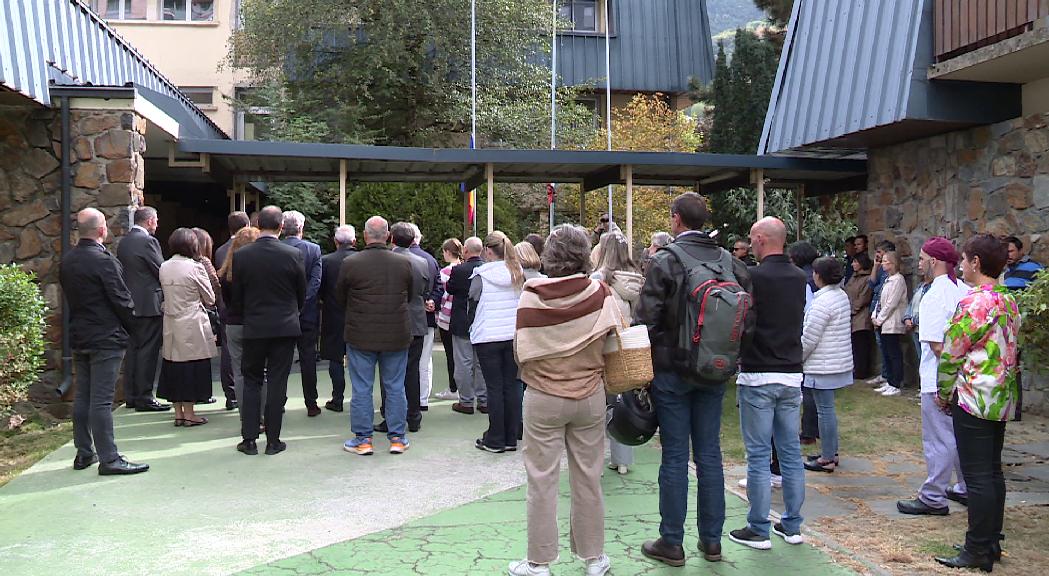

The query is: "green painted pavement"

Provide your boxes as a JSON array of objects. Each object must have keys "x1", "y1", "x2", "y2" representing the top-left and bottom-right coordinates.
[{"x1": 241, "y1": 447, "x2": 856, "y2": 576}]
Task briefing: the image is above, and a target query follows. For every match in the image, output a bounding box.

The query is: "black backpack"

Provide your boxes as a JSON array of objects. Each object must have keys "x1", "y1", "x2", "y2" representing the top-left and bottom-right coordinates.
[{"x1": 664, "y1": 243, "x2": 753, "y2": 386}]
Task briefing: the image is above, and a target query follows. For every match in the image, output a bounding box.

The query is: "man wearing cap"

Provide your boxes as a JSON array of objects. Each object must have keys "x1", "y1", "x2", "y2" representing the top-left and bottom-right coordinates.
[{"x1": 897, "y1": 238, "x2": 969, "y2": 516}]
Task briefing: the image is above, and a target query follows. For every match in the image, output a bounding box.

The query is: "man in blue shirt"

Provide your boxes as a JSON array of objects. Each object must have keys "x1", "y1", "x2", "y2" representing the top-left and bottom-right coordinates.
[{"x1": 1003, "y1": 236, "x2": 1043, "y2": 422}]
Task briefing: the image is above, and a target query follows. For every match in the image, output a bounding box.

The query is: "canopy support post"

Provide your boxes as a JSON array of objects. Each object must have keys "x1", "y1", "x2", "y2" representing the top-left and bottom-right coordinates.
[
  {"x1": 486, "y1": 163, "x2": 494, "y2": 234},
  {"x1": 624, "y1": 165, "x2": 633, "y2": 256},
  {"x1": 752, "y1": 168, "x2": 765, "y2": 221},
  {"x1": 796, "y1": 184, "x2": 805, "y2": 242},
  {"x1": 236, "y1": 181, "x2": 246, "y2": 212},
  {"x1": 339, "y1": 159, "x2": 347, "y2": 226}
]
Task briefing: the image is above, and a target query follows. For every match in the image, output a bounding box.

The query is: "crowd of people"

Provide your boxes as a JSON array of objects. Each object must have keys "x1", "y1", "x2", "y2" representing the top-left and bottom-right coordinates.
[{"x1": 59, "y1": 192, "x2": 1030, "y2": 574}]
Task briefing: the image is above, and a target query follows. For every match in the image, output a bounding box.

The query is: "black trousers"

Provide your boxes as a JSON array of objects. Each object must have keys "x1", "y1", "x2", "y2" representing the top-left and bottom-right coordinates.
[
  {"x1": 953, "y1": 403, "x2": 1007, "y2": 558},
  {"x1": 297, "y1": 328, "x2": 319, "y2": 407},
  {"x1": 851, "y1": 330, "x2": 874, "y2": 380},
  {"x1": 438, "y1": 328, "x2": 458, "y2": 393},
  {"x1": 1014, "y1": 349, "x2": 1023, "y2": 421},
  {"x1": 73, "y1": 349, "x2": 124, "y2": 464},
  {"x1": 801, "y1": 387, "x2": 820, "y2": 440},
  {"x1": 381, "y1": 336, "x2": 424, "y2": 427},
  {"x1": 475, "y1": 340, "x2": 522, "y2": 450},
  {"x1": 880, "y1": 332, "x2": 904, "y2": 389},
  {"x1": 123, "y1": 315, "x2": 162, "y2": 406},
  {"x1": 218, "y1": 323, "x2": 235, "y2": 401},
  {"x1": 241, "y1": 336, "x2": 295, "y2": 444}
]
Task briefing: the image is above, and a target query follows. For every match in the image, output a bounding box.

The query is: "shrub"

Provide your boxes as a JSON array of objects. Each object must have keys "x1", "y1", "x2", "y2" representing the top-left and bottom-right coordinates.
[
  {"x1": 1018, "y1": 269, "x2": 1049, "y2": 373},
  {"x1": 0, "y1": 265, "x2": 47, "y2": 410}
]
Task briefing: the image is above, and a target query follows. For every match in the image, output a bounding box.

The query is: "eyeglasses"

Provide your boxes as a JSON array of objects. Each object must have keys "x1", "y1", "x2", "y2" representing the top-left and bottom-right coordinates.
[{"x1": 600, "y1": 218, "x2": 609, "y2": 223}]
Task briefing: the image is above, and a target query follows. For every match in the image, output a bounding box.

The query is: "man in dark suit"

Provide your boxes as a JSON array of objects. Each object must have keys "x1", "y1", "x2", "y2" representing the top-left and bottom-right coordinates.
[
  {"x1": 60, "y1": 208, "x2": 149, "y2": 475},
  {"x1": 115, "y1": 205, "x2": 169, "y2": 412},
  {"x1": 282, "y1": 210, "x2": 324, "y2": 417},
  {"x1": 407, "y1": 224, "x2": 441, "y2": 410},
  {"x1": 337, "y1": 216, "x2": 414, "y2": 456},
  {"x1": 382, "y1": 222, "x2": 432, "y2": 433},
  {"x1": 213, "y1": 211, "x2": 250, "y2": 411},
  {"x1": 319, "y1": 225, "x2": 356, "y2": 412},
  {"x1": 231, "y1": 206, "x2": 306, "y2": 456},
  {"x1": 446, "y1": 236, "x2": 487, "y2": 414}
]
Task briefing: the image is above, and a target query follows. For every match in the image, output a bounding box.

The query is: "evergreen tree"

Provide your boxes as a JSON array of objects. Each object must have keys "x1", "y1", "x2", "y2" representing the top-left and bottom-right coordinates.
[{"x1": 704, "y1": 42, "x2": 734, "y2": 153}]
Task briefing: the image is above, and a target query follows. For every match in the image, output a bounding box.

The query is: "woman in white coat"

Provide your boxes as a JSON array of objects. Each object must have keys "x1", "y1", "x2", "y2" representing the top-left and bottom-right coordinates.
[{"x1": 801, "y1": 257, "x2": 854, "y2": 472}]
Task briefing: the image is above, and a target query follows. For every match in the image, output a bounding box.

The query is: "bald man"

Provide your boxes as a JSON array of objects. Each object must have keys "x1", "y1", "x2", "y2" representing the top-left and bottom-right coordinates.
[
  {"x1": 446, "y1": 236, "x2": 488, "y2": 414},
  {"x1": 730, "y1": 217, "x2": 807, "y2": 550},
  {"x1": 60, "y1": 208, "x2": 149, "y2": 475}
]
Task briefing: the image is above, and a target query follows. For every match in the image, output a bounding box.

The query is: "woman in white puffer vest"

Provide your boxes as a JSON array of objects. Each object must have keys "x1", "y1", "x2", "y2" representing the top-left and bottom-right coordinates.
[
  {"x1": 470, "y1": 231, "x2": 526, "y2": 453},
  {"x1": 801, "y1": 256, "x2": 854, "y2": 473},
  {"x1": 590, "y1": 231, "x2": 644, "y2": 475}
]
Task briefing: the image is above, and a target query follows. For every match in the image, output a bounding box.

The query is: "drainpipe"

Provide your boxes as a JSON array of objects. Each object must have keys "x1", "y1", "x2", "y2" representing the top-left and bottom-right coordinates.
[{"x1": 55, "y1": 96, "x2": 73, "y2": 398}]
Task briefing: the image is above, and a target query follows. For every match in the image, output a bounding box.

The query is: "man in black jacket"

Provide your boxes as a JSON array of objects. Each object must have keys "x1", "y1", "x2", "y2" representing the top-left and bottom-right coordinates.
[
  {"x1": 445, "y1": 236, "x2": 487, "y2": 415},
  {"x1": 728, "y1": 217, "x2": 807, "y2": 551},
  {"x1": 319, "y1": 225, "x2": 356, "y2": 412},
  {"x1": 214, "y1": 210, "x2": 249, "y2": 411},
  {"x1": 60, "y1": 208, "x2": 149, "y2": 475},
  {"x1": 115, "y1": 206, "x2": 169, "y2": 412},
  {"x1": 638, "y1": 193, "x2": 751, "y2": 567},
  {"x1": 282, "y1": 210, "x2": 324, "y2": 417},
  {"x1": 231, "y1": 206, "x2": 306, "y2": 456}
]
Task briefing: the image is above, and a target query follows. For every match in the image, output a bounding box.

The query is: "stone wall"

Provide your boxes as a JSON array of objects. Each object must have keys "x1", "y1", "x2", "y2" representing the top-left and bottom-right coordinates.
[
  {"x1": 860, "y1": 111, "x2": 1049, "y2": 413},
  {"x1": 0, "y1": 104, "x2": 146, "y2": 410}
]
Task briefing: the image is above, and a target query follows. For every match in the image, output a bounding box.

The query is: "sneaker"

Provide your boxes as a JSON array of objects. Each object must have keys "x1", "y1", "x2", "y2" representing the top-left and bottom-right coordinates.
[
  {"x1": 772, "y1": 523, "x2": 804, "y2": 545},
  {"x1": 881, "y1": 386, "x2": 901, "y2": 396},
  {"x1": 343, "y1": 437, "x2": 374, "y2": 456},
  {"x1": 507, "y1": 560, "x2": 551, "y2": 576},
  {"x1": 738, "y1": 477, "x2": 748, "y2": 489},
  {"x1": 617, "y1": 465, "x2": 629, "y2": 475},
  {"x1": 770, "y1": 474, "x2": 783, "y2": 488},
  {"x1": 729, "y1": 526, "x2": 772, "y2": 550},
  {"x1": 867, "y1": 375, "x2": 887, "y2": 386},
  {"x1": 475, "y1": 438, "x2": 505, "y2": 453},
  {"x1": 585, "y1": 554, "x2": 611, "y2": 576},
  {"x1": 874, "y1": 383, "x2": 890, "y2": 393},
  {"x1": 435, "y1": 389, "x2": 458, "y2": 401},
  {"x1": 389, "y1": 437, "x2": 409, "y2": 454}
]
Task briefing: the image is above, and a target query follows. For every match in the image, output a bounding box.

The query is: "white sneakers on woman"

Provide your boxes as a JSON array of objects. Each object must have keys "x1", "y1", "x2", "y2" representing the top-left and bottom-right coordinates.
[{"x1": 507, "y1": 555, "x2": 610, "y2": 576}]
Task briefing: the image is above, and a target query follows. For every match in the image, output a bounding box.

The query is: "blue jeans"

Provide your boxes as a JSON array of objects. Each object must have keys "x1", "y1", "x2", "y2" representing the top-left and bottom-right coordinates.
[
  {"x1": 346, "y1": 345, "x2": 408, "y2": 440},
  {"x1": 812, "y1": 388, "x2": 838, "y2": 461},
  {"x1": 880, "y1": 333, "x2": 904, "y2": 389},
  {"x1": 738, "y1": 384, "x2": 805, "y2": 538},
  {"x1": 649, "y1": 371, "x2": 726, "y2": 547}
]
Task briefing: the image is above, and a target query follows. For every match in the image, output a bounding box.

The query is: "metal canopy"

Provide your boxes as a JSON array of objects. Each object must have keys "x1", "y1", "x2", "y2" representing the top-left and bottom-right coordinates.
[{"x1": 177, "y1": 138, "x2": 867, "y2": 195}]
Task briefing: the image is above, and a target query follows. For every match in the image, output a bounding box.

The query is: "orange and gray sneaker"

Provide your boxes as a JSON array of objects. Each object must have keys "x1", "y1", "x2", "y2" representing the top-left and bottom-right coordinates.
[
  {"x1": 343, "y1": 436, "x2": 373, "y2": 456},
  {"x1": 389, "y1": 436, "x2": 409, "y2": 454}
]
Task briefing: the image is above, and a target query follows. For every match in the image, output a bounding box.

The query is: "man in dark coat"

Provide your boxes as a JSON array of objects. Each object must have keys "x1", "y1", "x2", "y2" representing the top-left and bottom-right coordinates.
[
  {"x1": 115, "y1": 205, "x2": 169, "y2": 412},
  {"x1": 231, "y1": 206, "x2": 306, "y2": 456},
  {"x1": 60, "y1": 208, "x2": 149, "y2": 475},
  {"x1": 282, "y1": 210, "x2": 324, "y2": 417},
  {"x1": 384, "y1": 222, "x2": 432, "y2": 433},
  {"x1": 336, "y1": 216, "x2": 415, "y2": 456},
  {"x1": 213, "y1": 210, "x2": 249, "y2": 411},
  {"x1": 445, "y1": 236, "x2": 486, "y2": 414},
  {"x1": 319, "y1": 224, "x2": 357, "y2": 412}
]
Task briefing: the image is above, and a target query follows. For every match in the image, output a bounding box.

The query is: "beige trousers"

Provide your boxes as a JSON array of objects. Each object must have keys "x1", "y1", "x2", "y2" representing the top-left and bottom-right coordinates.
[{"x1": 523, "y1": 386, "x2": 606, "y2": 564}]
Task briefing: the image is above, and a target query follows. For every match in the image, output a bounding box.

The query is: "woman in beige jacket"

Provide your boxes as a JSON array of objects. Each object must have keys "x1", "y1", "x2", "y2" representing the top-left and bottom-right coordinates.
[
  {"x1": 157, "y1": 228, "x2": 218, "y2": 426},
  {"x1": 872, "y1": 251, "x2": 909, "y2": 396}
]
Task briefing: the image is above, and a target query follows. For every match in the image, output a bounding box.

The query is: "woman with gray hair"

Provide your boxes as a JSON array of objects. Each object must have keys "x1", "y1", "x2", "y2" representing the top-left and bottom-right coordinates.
[
  {"x1": 510, "y1": 224, "x2": 622, "y2": 576},
  {"x1": 641, "y1": 231, "x2": 673, "y2": 276}
]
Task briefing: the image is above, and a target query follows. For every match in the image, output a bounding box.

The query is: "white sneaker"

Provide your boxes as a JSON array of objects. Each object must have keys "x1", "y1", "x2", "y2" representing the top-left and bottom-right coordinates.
[
  {"x1": 770, "y1": 474, "x2": 783, "y2": 488},
  {"x1": 772, "y1": 522, "x2": 804, "y2": 545},
  {"x1": 874, "y1": 383, "x2": 890, "y2": 393},
  {"x1": 881, "y1": 386, "x2": 901, "y2": 397},
  {"x1": 586, "y1": 554, "x2": 611, "y2": 576},
  {"x1": 738, "y1": 477, "x2": 748, "y2": 489},
  {"x1": 508, "y1": 560, "x2": 551, "y2": 576},
  {"x1": 435, "y1": 389, "x2": 458, "y2": 401},
  {"x1": 867, "y1": 375, "x2": 887, "y2": 386}
]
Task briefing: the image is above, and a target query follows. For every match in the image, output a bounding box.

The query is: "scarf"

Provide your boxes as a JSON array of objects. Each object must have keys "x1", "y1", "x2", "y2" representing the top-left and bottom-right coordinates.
[{"x1": 514, "y1": 274, "x2": 622, "y2": 365}]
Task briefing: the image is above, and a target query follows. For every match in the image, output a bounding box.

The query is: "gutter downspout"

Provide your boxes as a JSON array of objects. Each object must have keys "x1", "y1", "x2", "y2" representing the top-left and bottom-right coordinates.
[{"x1": 56, "y1": 96, "x2": 73, "y2": 398}]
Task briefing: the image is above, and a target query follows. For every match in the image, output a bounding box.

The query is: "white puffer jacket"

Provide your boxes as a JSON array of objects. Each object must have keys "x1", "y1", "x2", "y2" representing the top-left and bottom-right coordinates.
[
  {"x1": 469, "y1": 261, "x2": 522, "y2": 344},
  {"x1": 801, "y1": 285, "x2": 854, "y2": 375}
]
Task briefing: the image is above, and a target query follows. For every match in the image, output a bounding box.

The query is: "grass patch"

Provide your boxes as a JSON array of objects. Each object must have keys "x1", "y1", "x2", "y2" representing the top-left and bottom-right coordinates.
[
  {"x1": 0, "y1": 419, "x2": 72, "y2": 487},
  {"x1": 719, "y1": 381, "x2": 923, "y2": 464}
]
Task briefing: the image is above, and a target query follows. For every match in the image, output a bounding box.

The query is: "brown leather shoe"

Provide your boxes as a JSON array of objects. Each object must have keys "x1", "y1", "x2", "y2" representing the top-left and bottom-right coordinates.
[
  {"x1": 452, "y1": 403, "x2": 475, "y2": 415},
  {"x1": 306, "y1": 405, "x2": 321, "y2": 417},
  {"x1": 642, "y1": 538, "x2": 685, "y2": 567},
  {"x1": 478, "y1": 404, "x2": 489, "y2": 414},
  {"x1": 699, "y1": 540, "x2": 722, "y2": 562}
]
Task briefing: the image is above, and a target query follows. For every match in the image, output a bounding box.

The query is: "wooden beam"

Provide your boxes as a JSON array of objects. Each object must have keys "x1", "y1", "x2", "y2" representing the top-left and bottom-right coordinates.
[
  {"x1": 625, "y1": 165, "x2": 634, "y2": 257},
  {"x1": 486, "y1": 163, "x2": 494, "y2": 234},
  {"x1": 752, "y1": 168, "x2": 765, "y2": 220},
  {"x1": 796, "y1": 184, "x2": 805, "y2": 242},
  {"x1": 236, "y1": 181, "x2": 246, "y2": 212},
  {"x1": 339, "y1": 159, "x2": 347, "y2": 226}
]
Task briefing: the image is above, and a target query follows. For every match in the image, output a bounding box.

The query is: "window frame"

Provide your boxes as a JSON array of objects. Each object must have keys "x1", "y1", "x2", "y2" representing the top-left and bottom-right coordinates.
[
  {"x1": 179, "y1": 86, "x2": 217, "y2": 110},
  {"x1": 557, "y1": 0, "x2": 615, "y2": 37},
  {"x1": 160, "y1": 0, "x2": 216, "y2": 23},
  {"x1": 93, "y1": 0, "x2": 148, "y2": 21}
]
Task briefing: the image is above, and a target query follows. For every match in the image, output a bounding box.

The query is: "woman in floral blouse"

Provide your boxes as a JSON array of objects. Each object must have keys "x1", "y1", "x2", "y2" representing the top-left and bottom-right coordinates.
[{"x1": 934, "y1": 234, "x2": 1021, "y2": 572}]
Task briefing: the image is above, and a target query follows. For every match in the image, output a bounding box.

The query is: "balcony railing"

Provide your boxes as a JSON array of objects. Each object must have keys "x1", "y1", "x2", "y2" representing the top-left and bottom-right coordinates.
[{"x1": 935, "y1": 0, "x2": 1049, "y2": 61}]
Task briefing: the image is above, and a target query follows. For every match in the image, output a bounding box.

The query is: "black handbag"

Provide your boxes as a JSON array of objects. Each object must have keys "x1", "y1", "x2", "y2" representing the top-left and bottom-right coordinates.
[{"x1": 205, "y1": 307, "x2": 220, "y2": 335}]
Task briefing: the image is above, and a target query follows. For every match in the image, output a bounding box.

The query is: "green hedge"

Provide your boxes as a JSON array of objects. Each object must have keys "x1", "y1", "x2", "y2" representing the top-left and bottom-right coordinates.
[
  {"x1": 1019, "y1": 269, "x2": 1049, "y2": 374},
  {"x1": 0, "y1": 265, "x2": 47, "y2": 410}
]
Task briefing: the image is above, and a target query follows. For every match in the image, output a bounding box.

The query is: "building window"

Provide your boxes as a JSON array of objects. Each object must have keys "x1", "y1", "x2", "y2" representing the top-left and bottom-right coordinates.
[
  {"x1": 234, "y1": 88, "x2": 273, "y2": 141},
  {"x1": 559, "y1": 0, "x2": 611, "y2": 33},
  {"x1": 93, "y1": 0, "x2": 147, "y2": 20},
  {"x1": 161, "y1": 0, "x2": 215, "y2": 22},
  {"x1": 180, "y1": 87, "x2": 215, "y2": 108}
]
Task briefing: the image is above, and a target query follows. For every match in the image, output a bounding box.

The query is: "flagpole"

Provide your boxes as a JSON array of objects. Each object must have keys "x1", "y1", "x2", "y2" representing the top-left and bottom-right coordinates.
[
  {"x1": 549, "y1": 0, "x2": 557, "y2": 233},
  {"x1": 470, "y1": 0, "x2": 478, "y2": 237},
  {"x1": 603, "y1": 0, "x2": 613, "y2": 225}
]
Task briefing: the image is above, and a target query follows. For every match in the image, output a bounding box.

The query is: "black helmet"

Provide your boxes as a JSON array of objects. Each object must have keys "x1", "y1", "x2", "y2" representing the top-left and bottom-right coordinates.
[{"x1": 607, "y1": 388, "x2": 657, "y2": 446}]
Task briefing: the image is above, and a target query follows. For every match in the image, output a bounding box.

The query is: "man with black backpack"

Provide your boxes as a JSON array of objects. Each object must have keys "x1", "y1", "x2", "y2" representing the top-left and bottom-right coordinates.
[
  {"x1": 728, "y1": 217, "x2": 807, "y2": 551},
  {"x1": 637, "y1": 193, "x2": 753, "y2": 567}
]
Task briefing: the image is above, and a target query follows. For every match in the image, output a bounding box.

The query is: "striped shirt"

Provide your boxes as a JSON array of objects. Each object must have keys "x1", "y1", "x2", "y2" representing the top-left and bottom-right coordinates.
[{"x1": 1003, "y1": 257, "x2": 1043, "y2": 291}]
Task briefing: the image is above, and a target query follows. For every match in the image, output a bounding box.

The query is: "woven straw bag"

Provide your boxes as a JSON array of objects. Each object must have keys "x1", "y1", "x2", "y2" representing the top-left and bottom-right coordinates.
[{"x1": 603, "y1": 319, "x2": 654, "y2": 394}]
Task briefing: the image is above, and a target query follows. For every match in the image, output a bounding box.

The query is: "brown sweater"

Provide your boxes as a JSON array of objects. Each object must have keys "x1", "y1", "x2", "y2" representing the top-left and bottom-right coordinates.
[{"x1": 520, "y1": 338, "x2": 605, "y2": 400}]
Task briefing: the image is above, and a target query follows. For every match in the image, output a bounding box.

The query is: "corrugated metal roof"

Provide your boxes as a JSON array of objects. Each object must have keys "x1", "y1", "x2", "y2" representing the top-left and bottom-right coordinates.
[
  {"x1": 557, "y1": 0, "x2": 714, "y2": 92},
  {"x1": 0, "y1": 0, "x2": 224, "y2": 138}
]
